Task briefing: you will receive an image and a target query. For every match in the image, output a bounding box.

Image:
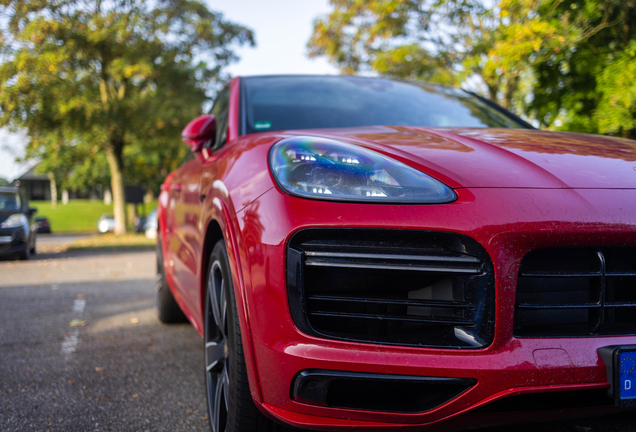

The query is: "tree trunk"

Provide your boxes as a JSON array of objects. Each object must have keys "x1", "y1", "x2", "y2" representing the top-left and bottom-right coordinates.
[
  {"x1": 48, "y1": 172, "x2": 57, "y2": 208},
  {"x1": 487, "y1": 83, "x2": 498, "y2": 102},
  {"x1": 503, "y1": 75, "x2": 520, "y2": 111},
  {"x1": 105, "y1": 142, "x2": 127, "y2": 235}
]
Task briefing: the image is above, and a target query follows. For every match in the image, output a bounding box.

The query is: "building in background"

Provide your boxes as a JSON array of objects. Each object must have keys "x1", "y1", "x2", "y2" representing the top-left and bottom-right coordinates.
[
  {"x1": 11, "y1": 164, "x2": 108, "y2": 203},
  {"x1": 12, "y1": 165, "x2": 51, "y2": 201}
]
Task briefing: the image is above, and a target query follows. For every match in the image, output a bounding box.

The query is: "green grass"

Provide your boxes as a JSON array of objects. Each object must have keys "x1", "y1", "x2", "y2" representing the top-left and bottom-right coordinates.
[
  {"x1": 31, "y1": 200, "x2": 113, "y2": 233},
  {"x1": 31, "y1": 199, "x2": 157, "y2": 234},
  {"x1": 67, "y1": 233, "x2": 155, "y2": 251}
]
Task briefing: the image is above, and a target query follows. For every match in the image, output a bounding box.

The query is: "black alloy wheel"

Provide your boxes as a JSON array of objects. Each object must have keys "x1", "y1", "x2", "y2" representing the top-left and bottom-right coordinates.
[{"x1": 205, "y1": 240, "x2": 271, "y2": 432}]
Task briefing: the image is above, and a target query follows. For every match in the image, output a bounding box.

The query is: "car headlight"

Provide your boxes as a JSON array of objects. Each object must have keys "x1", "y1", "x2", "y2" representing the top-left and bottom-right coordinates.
[
  {"x1": 1, "y1": 214, "x2": 28, "y2": 229},
  {"x1": 269, "y1": 136, "x2": 456, "y2": 203}
]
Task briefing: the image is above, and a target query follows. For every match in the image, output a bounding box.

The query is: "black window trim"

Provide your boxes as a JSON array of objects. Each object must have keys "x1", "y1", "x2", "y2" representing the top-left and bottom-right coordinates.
[{"x1": 207, "y1": 82, "x2": 232, "y2": 151}]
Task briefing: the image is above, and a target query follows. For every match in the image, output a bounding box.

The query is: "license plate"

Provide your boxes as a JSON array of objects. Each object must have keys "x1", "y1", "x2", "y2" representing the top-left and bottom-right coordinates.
[
  {"x1": 599, "y1": 345, "x2": 636, "y2": 407},
  {"x1": 618, "y1": 349, "x2": 636, "y2": 400}
]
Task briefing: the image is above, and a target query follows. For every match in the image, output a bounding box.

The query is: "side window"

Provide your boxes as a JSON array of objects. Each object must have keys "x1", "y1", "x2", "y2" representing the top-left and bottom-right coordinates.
[{"x1": 210, "y1": 84, "x2": 231, "y2": 150}]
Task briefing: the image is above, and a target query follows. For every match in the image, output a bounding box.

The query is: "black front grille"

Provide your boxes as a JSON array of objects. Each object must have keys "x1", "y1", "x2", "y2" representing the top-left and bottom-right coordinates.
[
  {"x1": 514, "y1": 247, "x2": 636, "y2": 337},
  {"x1": 287, "y1": 229, "x2": 495, "y2": 348}
]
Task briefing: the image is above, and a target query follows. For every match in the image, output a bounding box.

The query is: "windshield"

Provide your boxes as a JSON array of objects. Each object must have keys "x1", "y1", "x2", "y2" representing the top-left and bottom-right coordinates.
[
  {"x1": 242, "y1": 76, "x2": 525, "y2": 135},
  {"x1": 0, "y1": 192, "x2": 21, "y2": 212}
]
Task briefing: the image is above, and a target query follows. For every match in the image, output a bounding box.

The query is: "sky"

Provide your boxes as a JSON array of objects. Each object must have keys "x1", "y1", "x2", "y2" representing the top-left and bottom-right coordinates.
[{"x1": 0, "y1": 0, "x2": 339, "y2": 181}]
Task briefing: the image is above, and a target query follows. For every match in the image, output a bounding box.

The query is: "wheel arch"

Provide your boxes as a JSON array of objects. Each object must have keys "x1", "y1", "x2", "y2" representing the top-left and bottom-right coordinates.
[{"x1": 201, "y1": 211, "x2": 264, "y2": 403}]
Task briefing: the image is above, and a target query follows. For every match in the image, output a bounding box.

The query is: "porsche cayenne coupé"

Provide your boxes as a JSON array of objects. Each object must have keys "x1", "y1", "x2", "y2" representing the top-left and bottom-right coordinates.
[{"x1": 156, "y1": 75, "x2": 636, "y2": 431}]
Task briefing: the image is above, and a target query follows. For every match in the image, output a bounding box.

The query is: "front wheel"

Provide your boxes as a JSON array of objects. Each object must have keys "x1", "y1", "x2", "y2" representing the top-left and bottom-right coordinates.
[
  {"x1": 204, "y1": 240, "x2": 271, "y2": 432},
  {"x1": 18, "y1": 243, "x2": 30, "y2": 260}
]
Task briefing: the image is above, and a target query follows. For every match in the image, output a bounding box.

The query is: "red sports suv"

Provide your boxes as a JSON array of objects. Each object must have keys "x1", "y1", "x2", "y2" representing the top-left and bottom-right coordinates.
[{"x1": 156, "y1": 75, "x2": 636, "y2": 432}]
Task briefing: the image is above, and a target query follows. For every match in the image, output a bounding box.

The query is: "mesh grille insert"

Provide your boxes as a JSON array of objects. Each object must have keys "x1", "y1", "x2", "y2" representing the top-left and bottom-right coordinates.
[
  {"x1": 514, "y1": 247, "x2": 636, "y2": 337},
  {"x1": 287, "y1": 229, "x2": 495, "y2": 348}
]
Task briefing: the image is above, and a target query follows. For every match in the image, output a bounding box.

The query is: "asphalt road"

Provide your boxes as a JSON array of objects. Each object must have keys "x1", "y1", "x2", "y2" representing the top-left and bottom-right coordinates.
[
  {"x1": 0, "y1": 250, "x2": 208, "y2": 431},
  {"x1": 1, "y1": 249, "x2": 636, "y2": 432},
  {"x1": 35, "y1": 233, "x2": 92, "y2": 254}
]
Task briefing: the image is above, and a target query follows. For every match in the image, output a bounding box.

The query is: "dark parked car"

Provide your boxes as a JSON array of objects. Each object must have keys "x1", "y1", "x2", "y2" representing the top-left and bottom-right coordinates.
[
  {"x1": 35, "y1": 216, "x2": 51, "y2": 234},
  {"x1": 0, "y1": 186, "x2": 37, "y2": 260}
]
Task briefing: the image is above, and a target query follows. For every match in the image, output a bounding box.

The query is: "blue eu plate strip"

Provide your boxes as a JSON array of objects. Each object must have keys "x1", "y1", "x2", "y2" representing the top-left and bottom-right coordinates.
[{"x1": 619, "y1": 350, "x2": 636, "y2": 400}]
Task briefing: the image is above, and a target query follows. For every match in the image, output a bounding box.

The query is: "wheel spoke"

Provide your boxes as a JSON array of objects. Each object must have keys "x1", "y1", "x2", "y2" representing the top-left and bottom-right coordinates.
[
  {"x1": 210, "y1": 262, "x2": 226, "y2": 337},
  {"x1": 206, "y1": 341, "x2": 226, "y2": 371},
  {"x1": 219, "y1": 279, "x2": 227, "y2": 334},
  {"x1": 214, "y1": 371, "x2": 225, "y2": 432},
  {"x1": 206, "y1": 256, "x2": 231, "y2": 432},
  {"x1": 222, "y1": 365, "x2": 230, "y2": 411}
]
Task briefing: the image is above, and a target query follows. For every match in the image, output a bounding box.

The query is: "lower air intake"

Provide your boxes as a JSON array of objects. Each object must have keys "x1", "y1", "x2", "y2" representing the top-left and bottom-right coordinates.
[
  {"x1": 293, "y1": 370, "x2": 476, "y2": 413},
  {"x1": 287, "y1": 229, "x2": 495, "y2": 349}
]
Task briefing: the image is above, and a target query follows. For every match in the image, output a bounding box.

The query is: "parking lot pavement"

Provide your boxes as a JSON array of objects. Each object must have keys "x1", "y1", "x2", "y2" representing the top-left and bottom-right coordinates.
[
  {"x1": 1, "y1": 249, "x2": 636, "y2": 432},
  {"x1": 0, "y1": 250, "x2": 208, "y2": 432},
  {"x1": 31, "y1": 233, "x2": 93, "y2": 255}
]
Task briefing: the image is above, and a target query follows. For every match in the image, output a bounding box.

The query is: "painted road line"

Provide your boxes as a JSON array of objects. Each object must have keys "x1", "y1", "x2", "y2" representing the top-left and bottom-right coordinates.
[{"x1": 62, "y1": 296, "x2": 86, "y2": 357}]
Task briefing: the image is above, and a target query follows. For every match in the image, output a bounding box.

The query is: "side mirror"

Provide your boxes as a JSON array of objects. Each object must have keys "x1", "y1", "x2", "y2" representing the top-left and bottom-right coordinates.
[
  {"x1": 182, "y1": 114, "x2": 216, "y2": 152},
  {"x1": 28, "y1": 207, "x2": 37, "y2": 215}
]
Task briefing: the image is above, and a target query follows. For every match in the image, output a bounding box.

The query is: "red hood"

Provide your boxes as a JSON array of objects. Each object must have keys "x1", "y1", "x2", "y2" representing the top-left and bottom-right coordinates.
[{"x1": 293, "y1": 126, "x2": 636, "y2": 189}]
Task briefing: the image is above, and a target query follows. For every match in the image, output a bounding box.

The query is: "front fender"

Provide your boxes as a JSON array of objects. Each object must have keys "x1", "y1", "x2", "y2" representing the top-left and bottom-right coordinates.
[{"x1": 200, "y1": 187, "x2": 266, "y2": 403}]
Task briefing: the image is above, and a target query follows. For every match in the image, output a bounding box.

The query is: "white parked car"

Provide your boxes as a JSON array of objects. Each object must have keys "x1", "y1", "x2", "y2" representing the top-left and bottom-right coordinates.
[{"x1": 97, "y1": 213, "x2": 115, "y2": 233}]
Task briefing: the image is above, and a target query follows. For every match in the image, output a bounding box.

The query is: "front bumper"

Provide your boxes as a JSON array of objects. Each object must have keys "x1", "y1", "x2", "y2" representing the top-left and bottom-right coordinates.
[
  {"x1": 0, "y1": 227, "x2": 27, "y2": 257},
  {"x1": 234, "y1": 187, "x2": 636, "y2": 430}
]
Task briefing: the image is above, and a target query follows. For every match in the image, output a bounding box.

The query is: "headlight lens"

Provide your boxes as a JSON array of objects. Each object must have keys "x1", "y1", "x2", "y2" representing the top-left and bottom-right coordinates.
[
  {"x1": 1, "y1": 214, "x2": 28, "y2": 229},
  {"x1": 269, "y1": 137, "x2": 456, "y2": 203}
]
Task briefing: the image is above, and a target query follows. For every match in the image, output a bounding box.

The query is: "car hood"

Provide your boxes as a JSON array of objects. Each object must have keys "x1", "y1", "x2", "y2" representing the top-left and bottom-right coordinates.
[{"x1": 301, "y1": 126, "x2": 636, "y2": 189}]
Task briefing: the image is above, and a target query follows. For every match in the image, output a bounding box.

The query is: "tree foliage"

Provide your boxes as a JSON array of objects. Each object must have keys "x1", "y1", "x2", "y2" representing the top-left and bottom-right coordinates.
[
  {"x1": 309, "y1": 0, "x2": 617, "y2": 117},
  {"x1": 0, "y1": 0, "x2": 254, "y2": 233},
  {"x1": 530, "y1": 1, "x2": 636, "y2": 138},
  {"x1": 308, "y1": 1, "x2": 456, "y2": 85}
]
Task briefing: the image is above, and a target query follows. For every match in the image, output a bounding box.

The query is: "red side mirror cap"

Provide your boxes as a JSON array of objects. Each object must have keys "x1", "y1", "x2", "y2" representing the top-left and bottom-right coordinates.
[{"x1": 182, "y1": 114, "x2": 216, "y2": 152}]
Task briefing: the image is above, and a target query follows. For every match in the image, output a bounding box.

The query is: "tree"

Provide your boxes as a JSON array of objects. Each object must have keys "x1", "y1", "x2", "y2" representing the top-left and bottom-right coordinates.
[
  {"x1": 308, "y1": 1, "x2": 576, "y2": 111},
  {"x1": 0, "y1": 0, "x2": 254, "y2": 234},
  {"x1": 308, "y1": 0, "x2": 457, "y2": 85},
  {"x1": 530, "y1": 1, "x2": 636, "y2": 138}
]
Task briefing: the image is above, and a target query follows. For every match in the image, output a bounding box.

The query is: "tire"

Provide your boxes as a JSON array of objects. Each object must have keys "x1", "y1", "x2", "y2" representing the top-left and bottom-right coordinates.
[
  {"x1": 18, "y1": 243, "x2": 30, "y2": 260},
  {"x1": 205, "y1": 240, "x2": 272, "y2": 432},
  {"x1": 30, "y1": 237, "x2": 36, "y2": 255},
  {"x1": 156, "y1": 233, "x2": 187, "y2": 323}
]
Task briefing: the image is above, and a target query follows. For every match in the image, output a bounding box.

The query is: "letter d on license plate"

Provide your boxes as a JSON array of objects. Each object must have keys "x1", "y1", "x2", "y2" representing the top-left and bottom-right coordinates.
[{"x1": 599, "y1": 345, "x2": 636, "y2": 407}]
